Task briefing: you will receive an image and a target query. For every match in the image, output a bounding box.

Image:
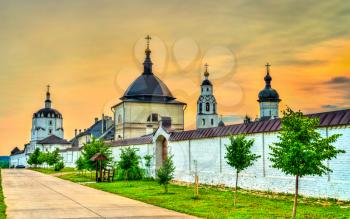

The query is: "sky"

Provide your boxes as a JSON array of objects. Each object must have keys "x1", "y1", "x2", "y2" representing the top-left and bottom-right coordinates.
[{"x1": 0, "y1": 0, "x2": 350, "y2": 155}]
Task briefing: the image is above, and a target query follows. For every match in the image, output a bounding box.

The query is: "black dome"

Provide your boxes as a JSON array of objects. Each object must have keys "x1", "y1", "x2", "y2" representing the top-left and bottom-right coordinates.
[
  {"x1": 258, "y1": 88, "x2": 280, "y2": 102},
  {"x1": 121, "y1": 74, "x2": 175, "y2": 102},
  {"x1": 201, "y1": 79, "x2": 212, "y2": 86},
  {"x1": 33, "y1": 108, "x2": 62, "y2": 118}
]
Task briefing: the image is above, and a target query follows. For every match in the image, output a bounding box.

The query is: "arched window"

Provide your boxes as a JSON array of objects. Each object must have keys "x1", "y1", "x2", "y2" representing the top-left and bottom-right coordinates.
[
  {"x1": 201, "y1": 119, "x2": 205, "y2": 126},
  {"x1": 207, "y1": 88, "x2": 209, "y2": 92},
  {"x1": 49, "y1": 120, "x2": 52, "y2": 125},
  {"x1": 199, "y1": 103, "x2": 202, "y2": 113},
  {"x1": 211, "y1": 119, "x2": 214, "y2": 125},
  {"x1": 206, "y1": 103, "x2": 210, "y2": 111}
]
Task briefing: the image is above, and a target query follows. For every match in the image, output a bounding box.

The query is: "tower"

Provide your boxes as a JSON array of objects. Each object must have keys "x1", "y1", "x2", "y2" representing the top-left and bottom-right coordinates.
[
  {"x1": 196, "y1": 64, "x2": 219, "y2": 128},
  {"x1": 258, "y1": 63, "x2": 281, "y2": 120},
  {"x1": 30, "y1": 85, "x2": 64, "y2": 152}
]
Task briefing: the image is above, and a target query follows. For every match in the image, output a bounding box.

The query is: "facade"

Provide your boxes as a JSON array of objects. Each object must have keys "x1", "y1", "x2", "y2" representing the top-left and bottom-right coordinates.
[
  {"x1": 258, "y1": 63, "x2": 281, "y2": 120},
  {"x1": 196, "y1": 64, "x2": 219, "y2": 129},
  {"x1": 112, "y1": 38, "x2": 186, "y2": 140}
]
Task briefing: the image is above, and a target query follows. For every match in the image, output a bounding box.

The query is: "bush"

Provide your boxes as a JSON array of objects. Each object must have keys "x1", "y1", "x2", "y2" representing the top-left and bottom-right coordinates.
[
  {"x1": 54, "y1": 161, "x2": 65, "y2": 171},
  {"x1": 116, "y1": 147, "x2": 144, "y2": 181},
  {"x1": 81, "y1": 138, "x2": 112, "y2": 171}
]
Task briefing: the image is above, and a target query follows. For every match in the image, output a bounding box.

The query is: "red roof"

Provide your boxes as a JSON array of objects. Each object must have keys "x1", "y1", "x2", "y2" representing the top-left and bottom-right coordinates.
[{"x1": 108, "y1": 109, "x2": 350, "y2": 146}]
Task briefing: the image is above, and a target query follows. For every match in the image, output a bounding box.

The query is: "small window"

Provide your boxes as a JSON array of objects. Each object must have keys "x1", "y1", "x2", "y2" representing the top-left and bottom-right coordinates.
[
  {"x1": 49, "y1": 129, "x2": 52, "y2": 134},
  {"x1": 207, "y1": 88, "x2": 209, "y2": 91},
  {"x1": 49, "y1": 120, "x2": 52, "y2": 125},
  {"x1": 202, "y1": 119, "x2": 205, "y2": 126},
  {"x1": 147, "y1": 113, "x2": 159, "y2": 122},
  {"x1": 211, "y1": 119, "x2": 214, "y2": 125},
  {"x1": 199, "y1": 103, "x2": 202, "y2": 113},
  {"x1": 206, "y1": 103, "x2": 210, "y2": 111}
]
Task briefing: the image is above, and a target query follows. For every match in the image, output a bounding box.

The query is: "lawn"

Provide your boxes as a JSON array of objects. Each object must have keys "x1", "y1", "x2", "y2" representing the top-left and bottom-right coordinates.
[
  {"x1": 58, "y1": 173, "x2": 350, "y2": 219},
  {"x1": 0, "y1": 171, "x2": 6, "y2": 219},
  {"x1": 30, "y1": 167, "x2": 76, "y2": 174}
]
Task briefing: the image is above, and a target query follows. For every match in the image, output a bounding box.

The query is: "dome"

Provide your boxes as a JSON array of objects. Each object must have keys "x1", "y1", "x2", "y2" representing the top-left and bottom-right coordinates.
[
  {"x1": 33, "y1": 108, "x2": 62, "y2": 119},
  {"x1": 122, "y1": 74, "x2": 175, "y2": 102},
  {"x1": 258, "y1": 88, "x2": 280, "y2": 102},
  {"x1": 201, "y1": 79, "x2": 212, "y2": 86}
]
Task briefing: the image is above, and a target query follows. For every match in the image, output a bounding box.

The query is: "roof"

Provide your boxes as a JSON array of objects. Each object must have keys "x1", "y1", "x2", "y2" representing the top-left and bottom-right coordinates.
[
  {"x1": 33, "y1": 108, "x2": 62, "y2": 119},
  {"x1": 90, "y1": 153, "x2": 107, "y2": 161},
  {"x1": 37, "y1": 135, "x2": 71, "y2": 145},
  {"x1": 201, "y1": 79, "x2": 212, "y2": 86},
  {"x1": 108, "y1": 109, "x2": 350, "y2": 146},
  {"x1": 110, "y1": 135, "x2": 153, "y2": 147}
]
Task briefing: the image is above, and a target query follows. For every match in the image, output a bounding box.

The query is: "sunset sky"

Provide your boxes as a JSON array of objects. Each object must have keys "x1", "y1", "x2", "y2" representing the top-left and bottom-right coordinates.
[{"x1": 1, "y1": 0, "x2": 350, "y2": 155}]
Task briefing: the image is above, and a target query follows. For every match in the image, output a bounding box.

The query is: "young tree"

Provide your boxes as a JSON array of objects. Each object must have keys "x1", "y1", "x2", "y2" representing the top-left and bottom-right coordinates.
[
  {"x1": 116, "y1": 147, "x2": 143, "y2": 180},
  {"x1": 157, "y1": 155, "x2": 175, "y2": 193},
  {"x1": 270, "y1": 107, "x2": 345, "y2": 218},
  {"x1": 144, "y1": 154, "x2": 153, "y2": 178},
  {"x1": 225, "y1": 135, "x2": 260, "y2": 207},
  {"x1": 75, "y1": 156, "x2": 86, "y2": 175},
  {"x1": 38, "y1": 152, "x2": 48, "y2": 167},
  {"x1": 81, "y1": 138, "x2": 112, "y2": 171},
  {"x1": 47, "y1": 149, "x2": 61, "y2": 167},
  {"x1": 27, "y1": 148, "x2": 42, "y2": 167}
]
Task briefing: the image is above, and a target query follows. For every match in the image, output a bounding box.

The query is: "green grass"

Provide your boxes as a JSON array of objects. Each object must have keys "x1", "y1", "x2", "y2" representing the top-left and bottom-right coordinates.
[
  {"x1": 0, "y1": 171, "x2": 6, "y2": 219},
  {"x1": 30, "y1": 167, "x2": 76, "y2": 174},
  {"x1": 58, "y1": 173, "x2": 350, "y2": 219}
]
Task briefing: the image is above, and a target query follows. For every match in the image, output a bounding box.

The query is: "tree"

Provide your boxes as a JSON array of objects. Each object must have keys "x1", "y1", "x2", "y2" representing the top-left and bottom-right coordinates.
[
  {"x1": 116, "y1": 147, "x2": 143, "y2": 180},
  {"x1": 47, "y1": 149, "x2": 61, "y2": 167},
  {"x1": 38, "y1": 152, "x2": 48, "y2": 167},
  {"x1": 270, "y1": 107, "x2": 345, "y2": 218},
  {"x1": 27, "y1": 148, "x2": 42, "y2": 167},
  {"x1": 75, "y1": 156, "x2": 86, "y2": 174},
  {"x1": 225, "y1": 135, "x2": 260, "y2": 207},
  {"x1": 144, "y1": 154, "x2": 153, "y2": 178},
  {"x1": 157, "y1": 155, "x2": 175, "y2": 193},
  {"x1": 81, "y1": 138, "x2": 112, "y2": 171}
]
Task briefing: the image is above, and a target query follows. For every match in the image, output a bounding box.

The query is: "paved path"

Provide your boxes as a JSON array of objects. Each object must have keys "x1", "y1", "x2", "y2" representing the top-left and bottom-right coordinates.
[{"x1": 2, "y1": 169, "x2": 196, "y2": 219}]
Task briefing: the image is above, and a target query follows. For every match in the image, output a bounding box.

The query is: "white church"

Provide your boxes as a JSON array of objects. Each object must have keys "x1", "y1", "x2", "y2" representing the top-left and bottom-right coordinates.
[{"x1": 10, "y1": 37, "x2": 350, "y2": 201}]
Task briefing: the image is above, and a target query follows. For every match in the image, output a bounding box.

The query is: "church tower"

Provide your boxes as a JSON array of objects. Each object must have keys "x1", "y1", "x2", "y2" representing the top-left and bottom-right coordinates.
[
  {"x1": 258, "y1": 63, "x2": 281, "y2": 120},
  {"x1": 30, "y1": 85, "x2": 64, "y2": 152},
  {"x1": 196, "y1": 64, "x2": 219, "y2": 129}
]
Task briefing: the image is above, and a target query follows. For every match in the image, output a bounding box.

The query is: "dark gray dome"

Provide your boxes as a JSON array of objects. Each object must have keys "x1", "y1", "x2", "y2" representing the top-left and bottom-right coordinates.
[
  {"x1": 258, "y1": 88, "x2": 280, "y2": 102},
  {"x1": 201, "y1": 79, "x2": 212, "y2": 86},
  {"x1": 33, "y1": 108, "x2": 62, "y2": 118}
]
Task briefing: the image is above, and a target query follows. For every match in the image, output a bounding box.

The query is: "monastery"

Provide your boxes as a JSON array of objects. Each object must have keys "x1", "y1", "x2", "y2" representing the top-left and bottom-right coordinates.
[{"x1": 9, "y1": 36, "x2": 350, "y2": 200}]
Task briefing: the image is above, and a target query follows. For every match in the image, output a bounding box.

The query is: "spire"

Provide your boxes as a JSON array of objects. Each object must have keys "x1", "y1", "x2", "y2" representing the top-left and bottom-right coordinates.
[
  {"x1": 204, "y1": 63, "x2": 209, "y2": 79},
  {"x1": 143, "y1": 35, "x2": 153, "y2": 75},
  {"x1": 264, "y1": 62, "x2": 272, "y2": 88},
  {"x1": 45, "y1": 85, "x2": 51, "y2": 108}
]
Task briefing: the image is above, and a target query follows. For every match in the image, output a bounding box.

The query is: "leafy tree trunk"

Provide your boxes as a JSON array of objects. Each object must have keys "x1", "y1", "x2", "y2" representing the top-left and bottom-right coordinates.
[
  {"x1": 165, "y1": 183, "x2": 168, "y2": 193},
  {"x1": 292, "y1": 175, "x2": 299, "y2": 218},
  {"x1": 234, "y1": 170, "x2": 239, "y2": 207}
]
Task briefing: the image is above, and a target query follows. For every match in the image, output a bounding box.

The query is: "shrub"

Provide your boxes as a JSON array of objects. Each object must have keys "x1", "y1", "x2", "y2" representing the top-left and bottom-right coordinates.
[
  {"x1": 116, "y1": 147, "x2": 144, "y2": 181},
  {"x1": 54, "y1": 161, "x2": 65, "y2": 171},
  {"x1": 81, "y1": 138, "x2": 112, "y2": 171}
]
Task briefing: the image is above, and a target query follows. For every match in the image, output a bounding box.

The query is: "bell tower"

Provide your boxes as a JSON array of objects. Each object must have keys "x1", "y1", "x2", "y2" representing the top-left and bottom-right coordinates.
[{"x1": 196, "y1": 64, "x2": 219, "y2": 129}]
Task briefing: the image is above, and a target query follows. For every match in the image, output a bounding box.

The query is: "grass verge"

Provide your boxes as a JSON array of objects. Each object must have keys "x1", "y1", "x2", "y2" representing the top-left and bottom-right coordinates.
[
  {"x1": 58, "y1": 173, "x2": 350, "y2": 218},
  {"x1": 0, "y1": 170, "x2": 6, "y2": 219},
  {"x1": 30, "y1": 167, "x2": 76, "y2": 174}
]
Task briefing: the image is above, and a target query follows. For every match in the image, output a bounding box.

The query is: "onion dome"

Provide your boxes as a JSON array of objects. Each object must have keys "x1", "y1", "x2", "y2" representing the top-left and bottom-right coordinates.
[
  {"x1": 121, "y1": 35, "x2": 176, "y2": 103},
  {"x1": 201, "y1": 63, "x2": 212, "y2": 86},
  {"x1": 33, "y1": 85, "x2": 62, "y2": 118},
  {"x1": 258, "y1": 63, "x2": 281, "y2": 103}
]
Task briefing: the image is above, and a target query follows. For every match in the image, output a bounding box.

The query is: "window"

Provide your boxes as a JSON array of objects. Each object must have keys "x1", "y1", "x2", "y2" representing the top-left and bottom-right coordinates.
[
  {"x1": 213, "y1": 104, "x2": 216, "y2": 113},
  {"x1": 49, "y1": 120, "x2": 52, "y2": 125},
  {"x1": 199, "y1": 103, "x2": 202, "y2": 113},
  {"x1": 49, "y1": 129, "x2": 52, "y2": 134},
  {"x1": 211, "y1": 119, "x2": 214, "y2": 125},
  {"x1": 206, "y1": 103, "x2": 210, "y2": 111},
  {"x1": 207, "y1": 88, "x2": 209, "y2": 92},
  {"x1": 147, "y1": 113, "x2": 159, "y2": 122},
  {"x1": 201, "y1": 119, "x2": 205, "y2": 126}
]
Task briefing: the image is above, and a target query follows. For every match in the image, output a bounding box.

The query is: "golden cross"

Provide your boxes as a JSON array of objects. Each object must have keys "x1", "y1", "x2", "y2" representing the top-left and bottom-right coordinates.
[
  {"x1": 47, "y1": 84, "x2": 50, "y2": 92},
  {"x1": 204, "y1": 63, "x2": 209, "y2": 72},
  {"x1": 145, "y1": 35, "x2": 152, "y2": 48}
]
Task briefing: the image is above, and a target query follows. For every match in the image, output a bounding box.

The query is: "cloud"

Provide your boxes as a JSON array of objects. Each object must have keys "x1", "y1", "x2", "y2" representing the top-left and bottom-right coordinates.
[
  {"x1": 278, "y1": 59, "x2": 328, "y2": 67},
  {"x1": 325, "y1": 76, "x2": 350, "y2": 85}
]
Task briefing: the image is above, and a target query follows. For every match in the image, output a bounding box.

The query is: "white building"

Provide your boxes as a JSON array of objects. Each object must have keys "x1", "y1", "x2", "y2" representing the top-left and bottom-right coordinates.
[{"x1": 196, "y1": 64, "x2": 220, "y2": 129}]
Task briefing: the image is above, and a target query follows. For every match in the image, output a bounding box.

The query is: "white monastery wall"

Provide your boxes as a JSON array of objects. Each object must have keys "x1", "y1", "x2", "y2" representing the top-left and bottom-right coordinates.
[{"x1": 59, "y1": 125, "x2": 350, "y2": 200}]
